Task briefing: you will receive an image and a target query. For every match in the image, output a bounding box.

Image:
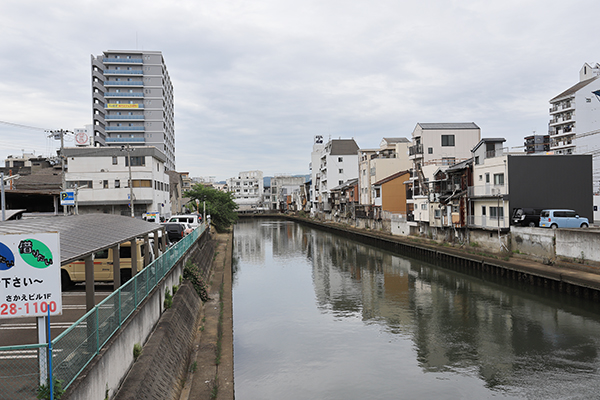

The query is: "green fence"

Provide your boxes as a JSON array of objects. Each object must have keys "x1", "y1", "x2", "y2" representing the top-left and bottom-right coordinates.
[{"x1": 0, "y1": 224, "x2": 205, "y2": 400}]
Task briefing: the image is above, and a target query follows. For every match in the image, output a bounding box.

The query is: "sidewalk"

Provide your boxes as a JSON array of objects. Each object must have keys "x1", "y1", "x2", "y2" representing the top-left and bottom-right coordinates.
[{"x1": 180, "y1": 231, "x2": 234, "y2": 400}]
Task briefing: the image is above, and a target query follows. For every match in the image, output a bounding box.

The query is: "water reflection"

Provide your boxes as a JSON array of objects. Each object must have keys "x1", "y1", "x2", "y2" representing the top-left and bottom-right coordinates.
[{"x1": 233, "y1": 219, "x2": 600, "y2": 399}]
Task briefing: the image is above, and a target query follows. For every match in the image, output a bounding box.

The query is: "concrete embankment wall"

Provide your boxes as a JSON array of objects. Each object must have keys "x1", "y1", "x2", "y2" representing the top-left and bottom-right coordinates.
[
  {"x1": 114, "y1": 283, "x2": 201, "y2": 400},
  {"x1": 63, "y1": 232, "x2": 215, "y2": 400}
]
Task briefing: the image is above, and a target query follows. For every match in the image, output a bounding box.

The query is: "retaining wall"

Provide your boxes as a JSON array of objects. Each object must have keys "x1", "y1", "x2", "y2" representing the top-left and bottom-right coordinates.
[{"x1": 510, "y1": 227, "x2": 554, "y2": 259}]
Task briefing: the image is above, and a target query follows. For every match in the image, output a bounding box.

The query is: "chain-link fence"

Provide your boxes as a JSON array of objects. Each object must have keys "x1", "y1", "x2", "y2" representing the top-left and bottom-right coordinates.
[{"x1": 0, "y1": 224, "x2": 205, "y2": 400}]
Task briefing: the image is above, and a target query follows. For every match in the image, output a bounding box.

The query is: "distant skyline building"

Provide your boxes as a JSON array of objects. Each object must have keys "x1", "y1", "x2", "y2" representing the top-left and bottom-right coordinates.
[{"x1": 91, "y1": 50, "x2": 175, "y2": 170}]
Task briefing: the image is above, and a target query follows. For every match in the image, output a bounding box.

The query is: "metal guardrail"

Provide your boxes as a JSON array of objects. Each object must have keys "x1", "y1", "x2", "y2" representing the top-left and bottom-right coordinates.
[{"x1": 0, "y1": 223, "x2": 205, "y2": 399}]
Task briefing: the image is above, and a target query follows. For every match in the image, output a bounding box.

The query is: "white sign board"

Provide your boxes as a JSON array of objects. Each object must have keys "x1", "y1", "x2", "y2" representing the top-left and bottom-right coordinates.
[{"x1": 0, "y1": 232, "x2": 62, "y2": 318}]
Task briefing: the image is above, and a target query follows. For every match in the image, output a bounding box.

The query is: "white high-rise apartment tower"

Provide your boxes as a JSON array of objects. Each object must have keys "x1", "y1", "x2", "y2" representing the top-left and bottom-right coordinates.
[{"x1": 91, "y1": 50, "x2": 175, "y2": 170}]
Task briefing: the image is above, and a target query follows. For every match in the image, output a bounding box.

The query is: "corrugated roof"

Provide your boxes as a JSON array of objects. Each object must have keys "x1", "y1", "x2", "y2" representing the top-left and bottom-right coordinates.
[
  {"x1": 0, "y1": 214, "x2": 163, "y2": 265},
  {"x1": 550, "y1": 76, "x2": 600, "y2": 102},
  {"x1": 417, "y1": 122, "x2": 480, "y2": 130}
]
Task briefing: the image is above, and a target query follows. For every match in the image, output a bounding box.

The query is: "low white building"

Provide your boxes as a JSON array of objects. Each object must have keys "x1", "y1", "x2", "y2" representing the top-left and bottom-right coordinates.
[
  {"x1": 226, "y1": 170, "x2": 264, "y2": 210},
  {"x1": 63, "y1": 146, "x2": 171, "y2": 218}
]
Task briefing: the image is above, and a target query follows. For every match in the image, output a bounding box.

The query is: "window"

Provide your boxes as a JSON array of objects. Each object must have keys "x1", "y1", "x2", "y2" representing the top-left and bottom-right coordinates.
[
  {"x1": 338, "y1": 157, "x2": 343, "y2": 162},
  {"x1": 490, "y1": 207, "x2": 504, "y2": 219},
  {"x1": 339, "y1": 169, "x2": 343, "y2": 174},
  {"x1": 475, "y1": 156, "x2": 479, "y2": 165},
  {"x1": 434, "y1": 209, "x2": 441, "y2": 218},
  {"x1": 441, "y1": 134, "x2": 455, "y2": 146},
  {"x1": 103, "y1": 180, "x2": 108, "y2": 189},
  {"x1": 493, "y1": 173, "x2": 504, "y2": 185},
  {"x1": 339, "y1": 180, "x2": 344, "y2": 185},
  {"x1": 132, "y1": 179, "x2": 152, "y2": 187},
  {"x1": 428, "y1": 147, "x2": 433, "y2": 154},
  {"x1": 115, "y1": 180, "x2": 120, "y2": 188},
  {"x1": 442, "y1": 157, "x2": 455, "y2": 166},
  {"x1": 482, "y1": 206, "x2": 486, "y2": 216},
  {"x1": 421, "y1": 203, "x2": 427, "y2": 210},
  {"x1": 112, "y1": 156, "x2": 118, "y2": 165},
  {"x1": 125, "y1": 156, "x2": 145, "y2": 166},
  {"x1": 67, "y1": 180, "x2": 92, "y2": 189},
  {"x1": 485, "y1": 173, "x2": 490, "y2": 183}
]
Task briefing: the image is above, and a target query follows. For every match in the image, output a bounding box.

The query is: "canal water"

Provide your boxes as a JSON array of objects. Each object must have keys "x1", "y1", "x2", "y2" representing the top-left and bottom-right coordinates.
[{"x1": 232, "y1": 219, "x2": 600, "y2": 400}]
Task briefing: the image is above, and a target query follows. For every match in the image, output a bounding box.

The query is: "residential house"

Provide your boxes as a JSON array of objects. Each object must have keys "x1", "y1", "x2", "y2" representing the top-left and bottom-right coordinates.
[
  {"x1": 372, "y1": 170, "x2": 410, "y2": 218},
  {"x1": 358, "y1": 137, "x2": 411, "y2": 206}
]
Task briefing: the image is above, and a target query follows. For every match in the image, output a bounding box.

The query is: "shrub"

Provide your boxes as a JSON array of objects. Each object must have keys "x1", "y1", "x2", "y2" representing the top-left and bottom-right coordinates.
[{"x1": 184, "y1": 260, "x2": 210, "y2": 302}]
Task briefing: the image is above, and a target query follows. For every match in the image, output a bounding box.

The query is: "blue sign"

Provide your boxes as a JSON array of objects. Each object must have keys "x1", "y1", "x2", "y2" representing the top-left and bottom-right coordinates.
[{"x1": 60, "y1": 191, "x2": 75, "y2": 206}]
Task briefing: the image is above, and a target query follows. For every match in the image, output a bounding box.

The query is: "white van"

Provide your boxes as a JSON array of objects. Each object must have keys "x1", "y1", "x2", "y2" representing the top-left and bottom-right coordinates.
[{"x1": 167, "y1": 214, "x2": 202, "y2": 229}]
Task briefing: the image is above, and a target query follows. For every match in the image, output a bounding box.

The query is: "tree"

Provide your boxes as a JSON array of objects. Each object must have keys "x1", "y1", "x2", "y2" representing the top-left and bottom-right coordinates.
[{"x1": 184, "y1": 184, "x2": 238, "y2": 232}]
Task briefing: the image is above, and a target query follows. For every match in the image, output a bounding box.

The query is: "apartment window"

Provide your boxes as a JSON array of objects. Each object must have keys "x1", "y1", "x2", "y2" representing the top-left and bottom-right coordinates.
[
  {"x1": 490, "y1": 207, "x2": 504, "y2": 219},
  {"x1": 339, "y1": 169, "x2": 343, "y2": 174},
  {"x1": 103, "y1": 180, "x2": 108, "y2": 189},
  {"x1": 421, "y1": 203, "x2": 426, "y2": 210},
  {"x1": 339, "y1": 180, "x2": 344, "y2": 185},
  {"x1": 338, "y1": 157, "x2": 343, "y2": 162},
  {"x1": 485, "y1": 173, "x2": 490, "y2": 183},
  {"x1": 112, "y1": 156, "x2": 118, "y2": 165},
  {"x1": 479, "y1": 175, "x2": 482, "y2": 181},
  {"x1": 493, "y1": 173, "x2": 504, "y2": 185},
  {"x1": 441, "y1": 134, "x2": 455, "y2": 147},
  {"x1": 428, "y1": 147, "x2": 433, "y2": 154},
  {"x1": 115, "y1": 180, "x2": 120, "y2": 188},
  {"x1": 434, "y1": 209, "x2": 441, "y2": 218},
  {"x1": 475, "y1": 156, "x2": 479, "y2": 165},
  {"x1": 482, "y1": 206, "x2": 486, "y2": 216}
]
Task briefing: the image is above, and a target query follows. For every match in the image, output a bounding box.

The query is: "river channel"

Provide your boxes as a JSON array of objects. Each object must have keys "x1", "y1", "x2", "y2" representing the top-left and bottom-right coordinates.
[{"x1": 232, "y1": 219, "x2": 600, "y2": 399}]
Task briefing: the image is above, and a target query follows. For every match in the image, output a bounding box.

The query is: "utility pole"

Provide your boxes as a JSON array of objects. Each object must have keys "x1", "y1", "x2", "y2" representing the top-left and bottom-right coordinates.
[
  {"x1": 121, "y1": 145, "x2": 135, "y2": 218},
  {"x1": 48, "y1": 129, "x2": 70, "y2": 215}
]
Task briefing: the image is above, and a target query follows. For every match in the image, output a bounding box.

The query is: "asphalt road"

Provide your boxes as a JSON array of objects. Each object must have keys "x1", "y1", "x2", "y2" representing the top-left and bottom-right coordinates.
[{"x1": 0, "y1": 284, "x2": 113, "y2": 348}]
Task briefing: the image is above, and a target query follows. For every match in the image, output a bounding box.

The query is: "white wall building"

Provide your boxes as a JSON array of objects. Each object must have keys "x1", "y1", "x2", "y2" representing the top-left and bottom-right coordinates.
[
  {"x1": 63, "y1": 146, "x2": 171, "y2": 218},
  {"x1": 549, "y1": 62, "x2": 600, "y2": 191},
  {"x1": 311, "y1": 137, "x2": 359, "y2": 212},
  {"x1": 226, "y1": 170, "x2": 264, "y2": 210}
]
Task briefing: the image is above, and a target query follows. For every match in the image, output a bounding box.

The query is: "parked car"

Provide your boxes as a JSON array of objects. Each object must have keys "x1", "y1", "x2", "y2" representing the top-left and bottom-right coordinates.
[
  {"x1": 162, "y1": 222, "x2": 186, "y2": 242},
  {"x1": 512, "y1": 208, "x2": 542, "y2": 227},
  {"x1": 61, "y1": 240, "x2": 147, "y2": 289},
  {"x1": 539, "y1": 209, "x2": 589, "y2": 229},
  {"x1": 167, "y1": 214, "x2": 202, "y2": 229}
]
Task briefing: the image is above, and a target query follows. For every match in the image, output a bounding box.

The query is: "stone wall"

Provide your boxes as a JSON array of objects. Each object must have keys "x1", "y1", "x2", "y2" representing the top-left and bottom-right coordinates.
[{"x1": 510, "y1": 227, "x2": 555, "y2": 260}]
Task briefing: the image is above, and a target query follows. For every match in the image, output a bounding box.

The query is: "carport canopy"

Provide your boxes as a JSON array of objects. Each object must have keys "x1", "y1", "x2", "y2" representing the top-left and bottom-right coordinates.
[
  {"x1": 0, "y1": 214, "x2": 166, "y2": 311},
  {"x1": 0, "y1": 214, "x2": 164, "y2": 265}
]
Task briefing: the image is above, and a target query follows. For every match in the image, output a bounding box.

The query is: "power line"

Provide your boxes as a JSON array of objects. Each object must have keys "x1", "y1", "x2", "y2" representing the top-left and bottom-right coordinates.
[{"x1": 0, "y1": 120, "x2": 49, "y2": 131}]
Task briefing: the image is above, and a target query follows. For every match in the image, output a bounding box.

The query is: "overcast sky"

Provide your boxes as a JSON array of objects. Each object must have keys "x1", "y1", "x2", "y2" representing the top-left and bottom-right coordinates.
[{"x1": 1, "y1": 0, "x2": 599, "y2": 181}]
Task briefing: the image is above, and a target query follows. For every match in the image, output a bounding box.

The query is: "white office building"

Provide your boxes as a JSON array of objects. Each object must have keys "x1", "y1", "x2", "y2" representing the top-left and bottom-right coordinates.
[
  {"x1": 63, "y1": 146, "x2": 171, "y2": 218},
  {"x1": 91, "y1": 50, "x2": 175, "y2": 170}
]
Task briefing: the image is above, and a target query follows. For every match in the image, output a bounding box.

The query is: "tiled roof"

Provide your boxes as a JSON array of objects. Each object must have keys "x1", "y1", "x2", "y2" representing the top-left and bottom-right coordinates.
[{"x1": 373, "y1": 170, "x2": 410, "y2": 186}]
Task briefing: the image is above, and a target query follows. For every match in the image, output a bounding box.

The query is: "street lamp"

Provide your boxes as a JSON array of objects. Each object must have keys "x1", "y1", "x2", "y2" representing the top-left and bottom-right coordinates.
[{"x1": 121, "y1": 145, "x2": 135, "y2": 218}]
